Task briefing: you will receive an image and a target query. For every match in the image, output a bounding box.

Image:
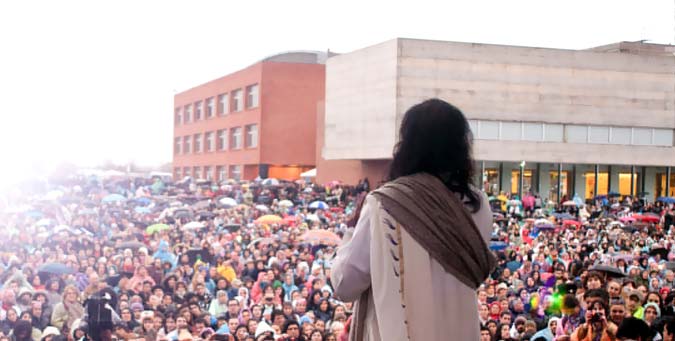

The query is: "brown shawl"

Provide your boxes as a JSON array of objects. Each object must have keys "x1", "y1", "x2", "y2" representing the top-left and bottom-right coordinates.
[{"x1": 349, "y1": 173, "x2": 496, "y2": 340}]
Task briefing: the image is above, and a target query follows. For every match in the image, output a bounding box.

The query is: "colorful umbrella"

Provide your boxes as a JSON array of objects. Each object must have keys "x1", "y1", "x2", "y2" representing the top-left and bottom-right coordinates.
[
  {"x1": 300, "y1": 230, "x2": 341, "y2": 245},
  {"x1": 146, "y1": 223, "x2": 170, "y2": 234},
  {"x1": 255, "y1": 215, "x2": 283, "y2": 224},
  {"x1": 309, "y1": 201, "x2": 329, "y2": 210}
]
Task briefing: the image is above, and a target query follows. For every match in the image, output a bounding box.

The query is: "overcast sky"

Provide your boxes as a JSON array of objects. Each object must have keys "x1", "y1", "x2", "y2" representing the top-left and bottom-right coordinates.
[{"x1": 0, "y1": 0, "x2": 672, "y2": 181}]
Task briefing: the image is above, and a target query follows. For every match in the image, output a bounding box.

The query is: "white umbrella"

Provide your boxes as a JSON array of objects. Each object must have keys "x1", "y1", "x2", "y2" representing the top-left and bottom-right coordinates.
[
  {"x1": 255, "y1": 205, "x2": 270, "y2": 212},
  {"x1": 278, "y1": 200, "x2": 294, "y2": 208},
  {"x1": 262, "y1": 178, "x2": 280, "y2": 186},
  {"x1": 219, "y1": 197, "x2": 237, "y2": 208},
  {"x1": 36, "y1": 218, "x2": 52, "y2": 227},
  {"x1": 183, "y1": 221, "x2": 205, "y2": 230}
]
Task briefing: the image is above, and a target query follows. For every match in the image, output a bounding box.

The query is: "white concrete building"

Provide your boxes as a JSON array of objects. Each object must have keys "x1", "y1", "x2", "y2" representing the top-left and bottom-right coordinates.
[{"x1": 320, "y1": 38, "x2": 675, "y2": 201}]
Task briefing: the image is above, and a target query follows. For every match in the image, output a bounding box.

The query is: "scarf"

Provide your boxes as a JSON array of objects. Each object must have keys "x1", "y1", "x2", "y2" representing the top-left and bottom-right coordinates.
[{"x1": 350, "y1": 173, "x2": 496, "y2": 340}]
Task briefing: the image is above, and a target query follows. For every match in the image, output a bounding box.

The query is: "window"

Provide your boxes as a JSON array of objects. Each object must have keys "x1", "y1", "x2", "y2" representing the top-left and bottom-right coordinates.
[
  {"x1": 468, "y1": 120, "x2": 478, "y2": 135},
  {"x1": 654, "y1": 129, "x2": 673, "y2": 146},
  {"x1": 478, "y1": 121, "x2": 499, "y2": 139},
  {"x1": 193, "y1": 167, "x2": 202, "y2": 179},
  {"x1": 218, "y1": 93, "x2": 229, "y2": 115},
  {"x1": 230, "y1": 165, "x2": 242, "y2": 181},
  {"x1": 511, "y1": 170, "x2": 533, "y2": 194},
  {"x1": 585, "y1": 172, "x2": 609, "y2": 199},
  {"x1": 193, "y1": 134, "x2": 202, "y2": 153},
  {"x1": 183, "y1": 167, "x2": 191, "y2": 178},
  {"x1": 544, "y1": 124, "x2": 564, "y2": 142},
  {"x1": 183, "y1": 136, "x2": 191, "y2": 154},
  {"x1": 231, "y1": 127, "x2": 242, "y2": 149},
  {"x1": 619, "y1": 172, "x2": 638, "y2": 195},
  {"x1": 523, "y1": 123, "x2": 543, "y2": 141},
  {"x1": 217, "y1": 166, "x2": 227, "y2": 181},
  {"x1": 500, "y1": 122, "x2": 522, "y2": 141},
  {"x1": 194, "y1": 101, "x2": 203, "y2": 121},
  {"x1": 204, "y1": 166, "x2": 212, "y2": 181},
  {"x1": 245, "y1": 124, "x2": 258, "y2": 148},
  {"x1": 184, "y1": 104, "x2": 192, "y2": 123},
  {"x1": 232, "y1": 89, "x2": 243, "y2": 112},
  {"x1": 588, "y1": 126, "x2": 609, "y2": 144},
  {"x1": 610, "y1": 127, "x2": 631, "y2": 145},
  {"x1": 205, "y1": 131, "x2": 214, "y2": 152},
  {"x1": 549, "y1": 171, "x2": 570, "y2": 203},
  {"x1": 205, "y1": 97, "x2": 215, "y2": 118},
  {"x1": 565, "y1": 125, "x2": 587, "y2": 143},
  {"x1": 175, "y1": 107, "x2": 182, "y2": 125},
  {"x1": 246, "y1": 84, "x2": 259, "y2": 108},
  {"x1": 217, "y1": 129, "x2": 228, "y2": 150},
  {"x1": 174, "y1": 137, "x2": 182, "y2": 155},
  {"x1": 633, "y1": 128, "x2": 652, "y2": 145}
]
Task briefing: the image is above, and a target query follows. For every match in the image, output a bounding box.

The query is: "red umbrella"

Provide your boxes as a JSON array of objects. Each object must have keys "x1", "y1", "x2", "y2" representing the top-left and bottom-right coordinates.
[
  {"x1": 562, "y1": 220, "x2": 581, "y2": 228},
  {"x1": 634, "y1": 214, "x2": 660, "y2": 223}
]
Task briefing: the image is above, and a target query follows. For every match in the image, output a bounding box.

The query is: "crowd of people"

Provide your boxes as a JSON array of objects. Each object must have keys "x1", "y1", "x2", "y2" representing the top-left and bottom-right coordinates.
[
  {"x1": 482, "y1": 192, "x2": 675, "y2": 341},
  {"x1": 0, "y1": 175, "x2": 370, "y2": 341},
  {"x1": 3, "y1": 171, "x2": 675, "y2": 341}
]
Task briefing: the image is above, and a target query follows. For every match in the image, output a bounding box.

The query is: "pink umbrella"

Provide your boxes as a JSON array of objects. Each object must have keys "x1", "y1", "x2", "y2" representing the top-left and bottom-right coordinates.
[{"x1": 619, "y1": 216, "x2": 636, "y2": 223}]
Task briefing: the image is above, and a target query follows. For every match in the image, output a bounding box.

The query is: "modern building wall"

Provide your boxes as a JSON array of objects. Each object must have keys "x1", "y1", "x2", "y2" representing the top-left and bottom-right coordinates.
[{"x1": 319, "y1": 38, "x2": 675, "y2": 197}]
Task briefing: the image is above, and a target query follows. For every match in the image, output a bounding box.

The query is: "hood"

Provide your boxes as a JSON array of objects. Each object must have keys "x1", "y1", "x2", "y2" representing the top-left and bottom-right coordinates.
[{"x1": 254, "y1": 320, "x2": 275, "y2": 338}]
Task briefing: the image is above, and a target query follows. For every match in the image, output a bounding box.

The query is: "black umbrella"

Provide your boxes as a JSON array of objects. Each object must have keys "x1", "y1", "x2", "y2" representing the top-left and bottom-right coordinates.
[
  {"x1": 37, "y1": 263, "x2": 75, "y2": 275},
  {"x1": 589, "y1": 264, "x2": 626, "y2": 278},
  {"x1": 221, "y1": 224, "x2": 241, "y2": 233},
  {"x1": 649, "y1": 248, "x2": 669, "y2": 259}
]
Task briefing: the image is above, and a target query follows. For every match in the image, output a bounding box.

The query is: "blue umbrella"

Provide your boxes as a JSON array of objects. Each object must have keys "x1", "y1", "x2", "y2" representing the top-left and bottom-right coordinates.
[
  {"x1": 657, "y1": 197, "x2": 675, "y2": 204},
  {"x1": 506, "y1": 260, "x2": 522, "y2": 272},
  {"x1": 309, "y1": 201, "x2": 329, "y2": 210},
  {"x1": 489, "y1": 241, "x2": 508, "y2": 251},
  {"x1": 134, "y1": 197, "x2": 152, "y2": 206},
  {"x1": 38, "y1": 263, "x2": 75, "y2": 275},
  {"x1": 102, "y1": 194, "x2": 126, "y2": 203}
]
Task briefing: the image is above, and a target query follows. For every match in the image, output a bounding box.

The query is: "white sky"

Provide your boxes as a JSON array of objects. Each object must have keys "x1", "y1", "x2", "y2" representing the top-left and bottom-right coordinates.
[{"x1": 0, "y1": 0, "x2": 673, "y2": 181}]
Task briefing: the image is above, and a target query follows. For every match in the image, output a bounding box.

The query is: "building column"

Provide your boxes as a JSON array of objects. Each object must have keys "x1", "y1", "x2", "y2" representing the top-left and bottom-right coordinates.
[
  {"x1": 594, "y1": 164, "x2": 599, "y2": 198},
  {"x1": 667, "y1": 167, "x2": 672, "y2": 197},
  {"x1": 480, "y1": 161, "x2": 485, "y2": 190},
  {"x1": 535, "y1": 163, "x2": 541, "y2": 195},
  {"x1": 557, "y1": 163, "x2": 563, "y2": 203},
  {"x1": 572, "y1": 165, "x2": 577, "y2": 197},
  {"x1": 607, "y1": 165, "x2": 612, "y2": 193},
  {"x1": 641, "y1": 166, "x2": 646, "y2": 196},
  {"x1": 630, "y1": 165, "x2": 635, "y2": 197},
  {"x1": 518, "y1": 162, "x2": 525, "y2": 198},
  {"x1": 498, "y1": 162, "x2": 503, "y2": 193}
]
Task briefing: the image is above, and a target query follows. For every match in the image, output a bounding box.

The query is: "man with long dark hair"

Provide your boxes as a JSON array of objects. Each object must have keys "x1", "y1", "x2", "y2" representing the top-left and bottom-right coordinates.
[{"x1": 331, "y1": 99, "x2": 495, "y2": 340}]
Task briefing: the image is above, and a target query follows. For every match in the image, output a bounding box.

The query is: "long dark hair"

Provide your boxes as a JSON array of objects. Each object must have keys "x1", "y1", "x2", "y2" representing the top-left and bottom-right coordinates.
[{"x1": 388, "y1": 98, "x2": 480, "y2": 212}]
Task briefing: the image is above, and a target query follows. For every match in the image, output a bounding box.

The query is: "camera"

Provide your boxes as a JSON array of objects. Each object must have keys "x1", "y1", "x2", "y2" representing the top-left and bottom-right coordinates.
[{"x1": 589, "y1": 313, "x2": 602, "y2": 323}]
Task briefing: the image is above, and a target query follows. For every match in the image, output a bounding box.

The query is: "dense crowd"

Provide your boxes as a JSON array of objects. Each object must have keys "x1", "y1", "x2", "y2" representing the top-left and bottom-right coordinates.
[
  {"x1": 4, "y1": 173, "x2": 675, "y2": 340},
  {"x1": 482, "y1": 193, "x2": 675, "y2": 341},
  {"x1": 0, "y1": 175, "x2": 371, "y2": 341}
]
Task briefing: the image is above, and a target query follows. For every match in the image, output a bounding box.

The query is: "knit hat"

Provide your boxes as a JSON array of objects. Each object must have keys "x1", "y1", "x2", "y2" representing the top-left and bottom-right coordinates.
[{"x1": 644, "y1": 302, "x2": 661, "y2": 317}]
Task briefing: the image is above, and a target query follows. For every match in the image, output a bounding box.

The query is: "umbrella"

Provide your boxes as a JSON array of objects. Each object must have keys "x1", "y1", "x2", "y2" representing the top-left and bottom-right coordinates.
[
  {"x1": 192, "y1": 200, "x2": 211, "y2": 210},
  {"x1": 134, "y1": 207, "x2": 151, "y2": 214},
  {"x1": 300, "y1": 230, "x2": 341, "y2": 245},
  {"x1": 621, "y1": 225, "x2": 638, "y2": 233},
  {"x1": 219, "y1": 197, "x2": 237, "y2": 208},
  {"x1": 116, "y1": 241, "x2": 146, "y2": 250},
  {"x1": 183, "y1": 221, "x2": 206, "y2": 230},
  {"x1": 607, "y1": 221, "x2": 625, "y2": 229},
  {"x1": 35, "y1": 218, "x2": 52, "y2": 227},
  {"x1": 619, "y1": 216, "x2": 636, "y2": 223},
  {"x1": 534, "y1": 219, "x2": 551, "y2": 226},
  {"x1": 262, "y1": 178, "x2": 280, "y2": 186},
  {"x1": 255, "y1": 215, "x2": 283, "y2": 225},
  {"x1": 506, "y1": 260, "x2": 522, "y2": 272},
  {"x1": 102, "y1": 194, "x2": 127, "y2": 203},
  {"x1": 649, "y1": 247, "x2": 669, "y2": 259},
  {"x1": 589, "y1": 264, "x2": 626, "y2": 278},
  {"x1": 221, "y1": 224, "x2": 241, "y2": 233},
  {"x1": 535, "y1": 224, "x2": 555, "y2": 231},
  {"x1": 146, "y1": 223, "x2": 170, "y2": 234},
  {"x1": 634, "y1": 214, "x2": 660, "y2": 223},
  {"x1": 133, "y1": 197, "x2": 152, "y2": 206},
  {"x1": 173, "y1": 209, "x2": 192, "y2": 219},
  {"x1": 278, "y1": 200, "x2": 294, "y2": 208},
  {"x1": 562, "y1": 200, "x2": 577, "y2": 207},
  {"x1": 37, "y1": 263, "x2": 75, "y2": 275},
  {"x1": 608, "y1": 191, "x2": 621, "y2": 198},
  {"x1": 248, "y1": 237, "x2": 275, "y2": 250},
  {"x1": 562, "y1": 220, "x2": 581, "y2": 227},
  {"x1": 255, "y1": 205, "x2": 270, "y2": 212},
  {"x1": 657, "y1": 197, "x2": 675, "y2": 204},
  {"x1": 196, "y1": 211, "x2": 215, "y2": 220},
  {"x1": 489, "y1": 241, "x2": 508, "y2": 251},
  {"x1": 552, "y1": 212, "x2": 574, "y2": 220},
  {"x1": 309, "y1": 201, "x2": 329, "y2": 210},
  {"x1": 282, "y1": 216, "x2": 298, "y2": 225}
]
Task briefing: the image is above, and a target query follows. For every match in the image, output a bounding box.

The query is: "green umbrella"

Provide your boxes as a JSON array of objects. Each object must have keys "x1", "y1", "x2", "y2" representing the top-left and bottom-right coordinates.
[{"x1": 146, "y1": 223, "x2": 170, "y2": 234}]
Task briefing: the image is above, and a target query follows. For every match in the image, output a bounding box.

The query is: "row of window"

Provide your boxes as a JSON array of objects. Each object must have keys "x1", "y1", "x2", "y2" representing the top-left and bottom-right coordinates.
[
  {"x1": 468, "y1": 120, "x2": 674, "y2": 147},
  {"x1": 174, "y1": 125, "x2": 258, "y2": 155},
  {"x1": 175, "y1": 165, "x2": 242, "y2": 181},
  {"x1": 175, "y1": 84, "x2": 259, "y2": 125}
]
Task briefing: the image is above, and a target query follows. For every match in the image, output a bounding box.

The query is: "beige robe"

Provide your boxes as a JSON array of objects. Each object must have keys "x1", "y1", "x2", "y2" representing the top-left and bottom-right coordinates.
[{"x1": 331, "y1": 190, "x2": 492, "y2": 340}]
